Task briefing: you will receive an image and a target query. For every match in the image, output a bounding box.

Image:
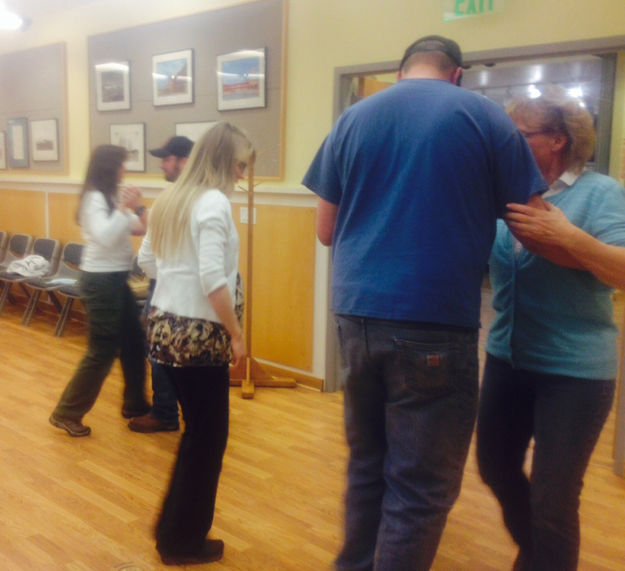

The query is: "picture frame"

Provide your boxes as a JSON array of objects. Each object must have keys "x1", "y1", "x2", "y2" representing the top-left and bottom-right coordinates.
[
  {"x1": 152, "y1": 49, "x2": 193, "y2": 106},
  {"x1": 216, "y1": 48, "x2": 266, "y2": 111},
  {"x1": 95, "y1": 61, "x2": 131, "y2": 111},
  {"x1": 0, "y1": 131, "x2": 6, "y2": 170},
  {"x1": 110, "y1": 123, "x2": 145, "y2": 172},
  {"x1": 30, "y1": 119, "x2": 59, "y2": 162},
  {"x1": 175, "y1": 121, "x2": 217, "y2": 142},
  {"x1": 7, "y1": 117, "x2": 28, "y2": 168}
]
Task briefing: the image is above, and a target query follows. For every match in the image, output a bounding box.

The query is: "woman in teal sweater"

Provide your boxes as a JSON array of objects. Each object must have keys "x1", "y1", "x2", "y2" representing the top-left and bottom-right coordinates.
[{"x1": 477, "y1": 91, "x2": 625, "y2": 570}]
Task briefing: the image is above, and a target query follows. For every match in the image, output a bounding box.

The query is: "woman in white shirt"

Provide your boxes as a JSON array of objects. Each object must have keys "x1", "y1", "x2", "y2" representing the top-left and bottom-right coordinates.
[
  {"x1": 138, "y1": 122, "x2": 254, "y2": 566},
  {"x1": 50, "y1": 145, "x2": 150, "y2": 437}
]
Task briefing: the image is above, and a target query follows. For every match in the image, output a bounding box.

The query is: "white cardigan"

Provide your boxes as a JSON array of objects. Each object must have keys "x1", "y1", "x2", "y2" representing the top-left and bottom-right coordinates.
[
  {"x1": 79, "y1": 190, "x2": 138, "y2": 272},
  {"x1": 138, "y1": 189, "x2": 239, "y2": 324}
]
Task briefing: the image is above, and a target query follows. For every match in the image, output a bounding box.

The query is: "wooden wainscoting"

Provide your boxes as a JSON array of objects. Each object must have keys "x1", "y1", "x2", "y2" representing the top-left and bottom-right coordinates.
[
  {"x1": 234, "y1": 203, "x2": 316, "y2": 372},
  {"x1": 0, "y1": 189, "x2": 47, "y2": 236}
]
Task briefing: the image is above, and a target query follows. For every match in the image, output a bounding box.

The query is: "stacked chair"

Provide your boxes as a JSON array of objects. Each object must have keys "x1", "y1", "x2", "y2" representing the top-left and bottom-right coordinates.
[
  {"x1": 0, "y1": 231, "x2": 8, "y2": 263},
  {"x1": 0, "y1": 236, "x2": 59, "y2": 316},
  {"x1": 0, "y1": 233, "x2": 33, "y2": 271},
  {"x1": 20, "y1": 242, "x2": 84, "y2": 336}
]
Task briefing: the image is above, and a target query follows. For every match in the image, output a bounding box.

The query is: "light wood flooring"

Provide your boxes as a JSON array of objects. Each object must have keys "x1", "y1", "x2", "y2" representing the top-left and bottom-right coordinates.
[{"x1": 0, "y1": 295, "x2": 624, "y2": 570}]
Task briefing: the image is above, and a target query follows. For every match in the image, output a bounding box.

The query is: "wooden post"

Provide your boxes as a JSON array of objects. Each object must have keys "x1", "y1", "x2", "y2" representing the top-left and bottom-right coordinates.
[{"x1": 229, "y1": 164, "x2": 296, "y2": 398}]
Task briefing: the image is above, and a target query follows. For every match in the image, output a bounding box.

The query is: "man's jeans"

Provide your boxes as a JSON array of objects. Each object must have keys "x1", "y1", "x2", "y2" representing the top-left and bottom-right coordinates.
[
  {"x1": 145, "y1": 280, "x2": 179, "y2": 425},
  {"x1": 334, "y1": 315, "x2": 479, "y2": 571},
  {"x1": 150, "y1": 361, "x2": 180, "y2": 425}
]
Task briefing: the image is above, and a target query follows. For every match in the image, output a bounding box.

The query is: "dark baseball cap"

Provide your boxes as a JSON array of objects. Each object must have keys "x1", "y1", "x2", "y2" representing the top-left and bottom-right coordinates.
[
  {"x1": 399, "y1": 35, "x2": 463, "y2": 71},
  {"x1": 149, "y1": 136, "x2": 193, "y2": 158}
]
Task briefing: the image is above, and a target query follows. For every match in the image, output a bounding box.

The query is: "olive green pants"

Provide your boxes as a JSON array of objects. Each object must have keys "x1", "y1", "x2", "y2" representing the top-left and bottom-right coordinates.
[{"x1": 53, "y1": 271, "x2": 148, "y2": 421}]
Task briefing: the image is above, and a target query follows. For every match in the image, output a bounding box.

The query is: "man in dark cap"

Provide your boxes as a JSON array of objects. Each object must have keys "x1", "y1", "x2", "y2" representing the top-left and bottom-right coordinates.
[
  {"x1": 149, "y1": 135, "x2": 193, "y2": 182},
  {"x1": 128, "y1": 135, "x2": 193, "y2": 433},
  {"x1": 303, "y1": 35, "x2": 547, "y2": 570}
]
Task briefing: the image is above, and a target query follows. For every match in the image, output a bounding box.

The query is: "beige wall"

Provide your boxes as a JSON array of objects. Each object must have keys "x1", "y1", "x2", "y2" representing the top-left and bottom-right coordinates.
[
  {"x1": 2, "y1": 0, "x2": 625, "y2": 185},
  {"x1": 1, "y1": 0, "x2": 625, "y2": 384}
]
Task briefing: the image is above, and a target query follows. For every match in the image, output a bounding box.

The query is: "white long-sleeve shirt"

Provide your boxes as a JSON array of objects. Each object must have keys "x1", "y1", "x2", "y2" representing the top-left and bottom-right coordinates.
[
  {"x1": 138, "y1": 188, "x2": 239, "y2": 323},
  {"x1": 79, "y1": 190, "x2": 138, "y2": 272}
]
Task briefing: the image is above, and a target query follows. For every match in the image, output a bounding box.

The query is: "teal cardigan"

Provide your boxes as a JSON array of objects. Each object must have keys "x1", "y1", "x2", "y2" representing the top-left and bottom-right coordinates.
[{"x1": 486, "y1": 171, "x2": 625, "y2": 379}]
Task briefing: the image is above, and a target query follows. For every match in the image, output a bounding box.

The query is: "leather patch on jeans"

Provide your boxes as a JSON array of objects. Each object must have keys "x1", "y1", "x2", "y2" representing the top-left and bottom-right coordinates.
[{"x1": 393, "y1": 338, "x2": 455, "y2": 402}]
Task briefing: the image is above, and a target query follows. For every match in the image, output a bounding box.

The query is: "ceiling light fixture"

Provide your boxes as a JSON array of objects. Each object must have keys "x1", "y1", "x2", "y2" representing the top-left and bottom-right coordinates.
[{"x1": 0, "y1": 3, "x2": 25, "y2": 31}]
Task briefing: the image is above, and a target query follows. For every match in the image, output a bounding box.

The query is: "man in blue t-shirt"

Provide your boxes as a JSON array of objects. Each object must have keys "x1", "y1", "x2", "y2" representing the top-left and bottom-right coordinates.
[{"x1": 302, "y1": 35, "x2": 546, "y2": 570}]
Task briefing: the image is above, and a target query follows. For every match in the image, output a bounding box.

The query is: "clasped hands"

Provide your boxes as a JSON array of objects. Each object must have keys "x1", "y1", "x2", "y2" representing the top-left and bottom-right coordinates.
[{"x1": 120, "y1": 185, "x2": 142, "y2": 211}]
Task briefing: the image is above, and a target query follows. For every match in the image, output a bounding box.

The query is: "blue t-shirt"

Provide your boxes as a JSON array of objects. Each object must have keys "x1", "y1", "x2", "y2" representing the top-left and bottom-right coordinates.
[
  {"x1": 303, "y1": 79, "x2": 546, "y2": 328},
  {"x1": 487, "y1": 171, "x2": 625, "y2": 379}
]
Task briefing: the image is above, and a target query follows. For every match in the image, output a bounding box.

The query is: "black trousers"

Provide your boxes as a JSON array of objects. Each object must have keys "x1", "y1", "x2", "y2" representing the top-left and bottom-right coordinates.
[
  {"x1": 476, "y1": 353, "x2": 615, "y2": 571},
  {"x1": 155, "y1": 364, "x2": 230, "y2": 556}
]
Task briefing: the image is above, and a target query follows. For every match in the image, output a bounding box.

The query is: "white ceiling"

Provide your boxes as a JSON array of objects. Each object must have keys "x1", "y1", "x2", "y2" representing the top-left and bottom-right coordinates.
[{"x1": 3, "y1": 0, "x2": 98, "y2": 21}]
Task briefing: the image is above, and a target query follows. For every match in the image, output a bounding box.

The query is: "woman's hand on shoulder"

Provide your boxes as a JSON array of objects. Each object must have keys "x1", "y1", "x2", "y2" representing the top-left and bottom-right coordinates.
[{"x1": 504, "y1": 200, "x2": 574, "y2": 247}]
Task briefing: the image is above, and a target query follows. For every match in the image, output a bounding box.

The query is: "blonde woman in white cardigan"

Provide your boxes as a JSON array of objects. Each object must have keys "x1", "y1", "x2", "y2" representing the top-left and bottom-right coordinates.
[{"x1": 138, "y1": 122, "x2": 254, "y2": 566}]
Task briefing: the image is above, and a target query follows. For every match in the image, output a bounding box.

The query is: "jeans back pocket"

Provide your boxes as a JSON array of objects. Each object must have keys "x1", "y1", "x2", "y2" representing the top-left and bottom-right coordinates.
[{"x1": 391, "y1": 338, "x2": 456, "y2": 404}]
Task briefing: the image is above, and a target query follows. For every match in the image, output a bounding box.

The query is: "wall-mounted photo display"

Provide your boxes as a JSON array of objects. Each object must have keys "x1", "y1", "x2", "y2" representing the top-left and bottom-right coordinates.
[
  {"x1": 152, "y1": 49, "x2": 193, "y2": 106},
  {"x1": 217, "y1": 48, "x2": 266, "y2": 111},
  {"x1": 175, "y1": 121, "x2": 217, "y2": 142},
  {"x1": 7, "y1": 117, "x2": 28, "y2": 168},
  {"x1": 30, "y1": 119, "x2": 59, "y2": 162},
  {"x1": 0, "y1": 131, "x2": 6, "y2": 169},
  {"x1": 110, "y1": 123, "x2": 145, "y2": 171},
  {"x1": 95, "y1": 61, "x2": 131, "y2": 111}
]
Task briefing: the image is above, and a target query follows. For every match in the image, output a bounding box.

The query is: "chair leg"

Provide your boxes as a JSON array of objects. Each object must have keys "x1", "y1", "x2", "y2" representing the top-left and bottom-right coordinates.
[
  {"x1": 21, "y1": 289, "x2": 42, "y2": 326},
  {"x1": 0, "y1": 282, "x2": 11, "y2": 316},
  {"x1": 54, "y1": 298, "x2": 74, "y2": 337}
]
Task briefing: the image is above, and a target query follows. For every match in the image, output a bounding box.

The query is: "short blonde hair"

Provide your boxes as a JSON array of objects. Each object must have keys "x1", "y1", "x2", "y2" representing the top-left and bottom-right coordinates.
[
  {"x1": 507, "y1": 87, "x2": 596, "y2": 173},
  {"x1": 149, "y1": 122, "x2": 255, "y2": 260}
]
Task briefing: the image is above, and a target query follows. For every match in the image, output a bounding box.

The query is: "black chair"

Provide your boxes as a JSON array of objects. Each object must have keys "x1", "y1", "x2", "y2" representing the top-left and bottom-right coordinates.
[
  {"x1": 0, "y1": 231, "x2": 8, "y2": 264},
  {"x1": 21, "y1": 242, "x2": 83, "y2": 329},
  {"x1": 0, "y1": 236, "x2": 58, "y2": 316},
  {"x1": 0, "y1": 233, "x2": 33, "y2": 272}
]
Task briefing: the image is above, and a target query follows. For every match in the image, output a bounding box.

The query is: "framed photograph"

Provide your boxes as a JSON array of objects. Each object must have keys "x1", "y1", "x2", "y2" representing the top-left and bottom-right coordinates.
[
  {"x1": 7, "y1": 117, "x2": 28, "y2": 168},
  {"x1": 175, "y1": 121, "x2": 217, "y2": 142},
  {"x1": 30, "y1": 119, "x2": 59, "y2": 162},
  {"x1": 217, "y1": 48, "x2": 266, "y2": 111},
  {"x1": 110, "y1": 123, "x2": 145, "y2": 172},
  {"x1": 0, "y1": 132, "x2": 6, "y2": 170},
  {"x1": 95, "y1": 61, "x2": 130, "y2": 111},
  {"x1": 152, "y1": 49, "x2": 193, "y2": 106}
]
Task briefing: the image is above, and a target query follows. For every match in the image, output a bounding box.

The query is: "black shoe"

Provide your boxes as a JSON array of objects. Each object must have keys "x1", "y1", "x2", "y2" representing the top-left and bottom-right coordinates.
[
  {"x1": 159, "y1": 539, "x2": 224, "y2": 566},
  {"x1": 121, "y1": 404, "x2": 151, "y2": 419},
  {"x1": 49, "y1": 414, "x2": 91, "y2": 437},
  {"x1": 128, "y1": 414, "x2": 179, "y2": 433}
]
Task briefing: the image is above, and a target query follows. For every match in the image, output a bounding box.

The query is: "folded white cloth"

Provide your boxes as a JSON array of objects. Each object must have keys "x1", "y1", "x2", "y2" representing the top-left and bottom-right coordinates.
[{"x1": 7, "y1": 255, "x2": 51, "y2": 277}]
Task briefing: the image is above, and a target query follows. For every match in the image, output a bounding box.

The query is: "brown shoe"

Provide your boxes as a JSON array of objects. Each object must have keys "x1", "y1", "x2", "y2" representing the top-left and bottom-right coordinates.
[
  {"x1": 49, "y1": 413, "x2": 91, "y2": 437},
  {"x1": 160, "y1": 539, "x2": 224, "y2": 566},
  {"x1": 128, "y1": 414, "x2": 179, "y2": 433}
]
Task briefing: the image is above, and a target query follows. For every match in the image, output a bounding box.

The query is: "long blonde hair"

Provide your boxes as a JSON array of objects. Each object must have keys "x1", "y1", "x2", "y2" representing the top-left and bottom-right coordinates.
[{"x1": 149, "y1": 122, "x2": 255, "y2": 260}]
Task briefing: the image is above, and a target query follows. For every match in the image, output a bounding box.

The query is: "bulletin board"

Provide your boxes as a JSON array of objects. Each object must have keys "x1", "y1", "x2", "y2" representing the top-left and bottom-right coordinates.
[
  {"x1": 88, "y1": 0, "x2": 285, "y2": 179},
  {"x1": 0, "y1": 43, "x2": 66, "y2": 172}
]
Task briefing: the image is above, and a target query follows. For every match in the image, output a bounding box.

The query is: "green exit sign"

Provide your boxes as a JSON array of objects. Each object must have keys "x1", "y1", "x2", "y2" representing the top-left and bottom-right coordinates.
[{"x1": 443, "y1": 0, "x2": 504, "y2": 21}]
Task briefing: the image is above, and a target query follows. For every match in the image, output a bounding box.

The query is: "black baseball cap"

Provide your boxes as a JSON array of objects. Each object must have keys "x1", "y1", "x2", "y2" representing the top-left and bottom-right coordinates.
[
  {"x1": 149, "y1": 136, "x2": 193, "y2": 158},
  {"x1": 399, "y1": 35, "x2": 463, "y2": 71}
]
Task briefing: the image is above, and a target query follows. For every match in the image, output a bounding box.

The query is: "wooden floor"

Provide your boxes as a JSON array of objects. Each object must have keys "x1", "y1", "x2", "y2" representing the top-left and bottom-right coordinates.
[{"x1": 1, "y1": 296, "x2": 624, "y2": 570}]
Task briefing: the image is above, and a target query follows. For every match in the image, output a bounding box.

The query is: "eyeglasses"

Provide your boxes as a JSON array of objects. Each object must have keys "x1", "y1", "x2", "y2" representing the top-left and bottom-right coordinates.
[{"x1": 520, "y1": 130, "x2": 550, "y2": 139}]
